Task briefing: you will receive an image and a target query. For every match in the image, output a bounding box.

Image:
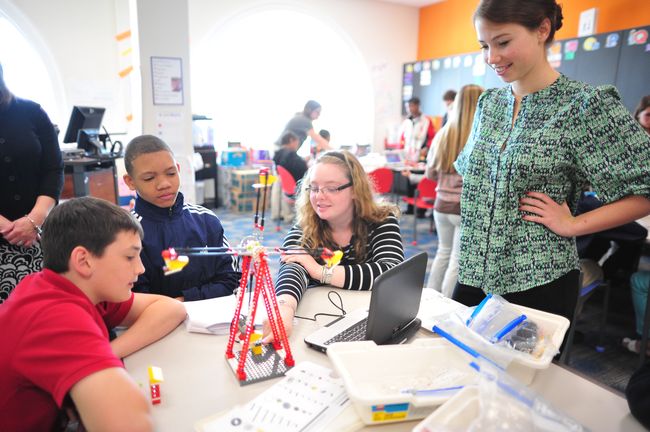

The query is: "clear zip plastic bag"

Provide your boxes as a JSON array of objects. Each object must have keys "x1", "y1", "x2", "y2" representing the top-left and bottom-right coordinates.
[
  {"x1": 466, "y1": 294, "x2": 527, "y2": 343},
  {"x1": 468, "y1": 360, "x2": 589, "y2": 432},
  {"x1": 465, "y1": 294, "x2": 550, "y2": 359}
]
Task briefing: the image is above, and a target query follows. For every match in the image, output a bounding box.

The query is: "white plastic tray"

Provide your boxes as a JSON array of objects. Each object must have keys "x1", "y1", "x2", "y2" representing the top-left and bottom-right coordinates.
[
  {"x1": 327, "y1": 339, "x2": 477, "y2": 425},
  {"x1": 501, "y1": 304, "x2": 570, "y2": 384},
  {"x1": 418, "y1": 289, "x2": 570, "y2": 385}
]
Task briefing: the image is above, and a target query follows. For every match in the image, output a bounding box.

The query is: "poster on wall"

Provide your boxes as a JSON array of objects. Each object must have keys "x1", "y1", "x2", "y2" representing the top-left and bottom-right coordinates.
[{"x1": 151, "y1": 56, "x2": 184, "y2": 105}]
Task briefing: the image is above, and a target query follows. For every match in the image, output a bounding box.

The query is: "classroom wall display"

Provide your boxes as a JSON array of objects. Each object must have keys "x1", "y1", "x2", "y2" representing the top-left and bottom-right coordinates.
[{"x1": 403, "y1": 25, "x2": 650, "y2": 117}]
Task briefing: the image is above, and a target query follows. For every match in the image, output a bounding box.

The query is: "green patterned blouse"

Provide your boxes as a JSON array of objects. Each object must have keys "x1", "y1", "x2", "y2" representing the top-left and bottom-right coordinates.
[{"x1": 455, "y1": 74, "x2": 650, "y2": 295}]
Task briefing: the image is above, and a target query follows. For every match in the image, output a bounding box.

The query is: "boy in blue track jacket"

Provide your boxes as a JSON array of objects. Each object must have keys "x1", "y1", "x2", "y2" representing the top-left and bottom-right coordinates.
[{"x1": 123, "y1": 135, "x2": 240, "y2": 301}]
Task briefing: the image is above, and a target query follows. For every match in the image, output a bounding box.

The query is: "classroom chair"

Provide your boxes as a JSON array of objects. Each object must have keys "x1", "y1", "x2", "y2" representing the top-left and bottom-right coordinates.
[
  {"x1": 275, "y1": 165, "x2": 298, "y2": 232},
  {"x1": 367, "y1": 167, "x2": 394, "y2": 203},
  {"x1": 636, "y1": 281, "x2": 650, "y2": 368},
  {"x1": 560, "y1": 259, "x2": 611, "y2": 365},
  {"x1": 626, "y1": 255, "x2": 649, "y2": 368},
  {"x1": 401, "y1": 177, "x2": 436, "y2": 246}
]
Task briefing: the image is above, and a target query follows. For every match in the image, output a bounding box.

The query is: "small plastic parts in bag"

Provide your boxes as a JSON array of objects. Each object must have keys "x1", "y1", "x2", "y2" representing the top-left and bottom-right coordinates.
[
  {"x1": 466, "y1": 294, "x2": 549, "y2": 358},
  {"x1": 468, "y1": 360, "x2": 588, "y2": 432}
]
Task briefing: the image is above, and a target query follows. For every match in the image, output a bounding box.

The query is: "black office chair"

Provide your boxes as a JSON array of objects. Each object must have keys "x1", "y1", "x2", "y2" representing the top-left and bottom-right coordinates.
[{"x1": 560, "y1": 259, "x2": 611, "y2": 365}]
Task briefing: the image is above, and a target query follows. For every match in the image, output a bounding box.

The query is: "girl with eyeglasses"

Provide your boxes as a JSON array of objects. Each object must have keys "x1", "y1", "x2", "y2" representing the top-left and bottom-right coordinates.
[{"x1": 263, "y1": 150, "x2": 405, "y2": 340}]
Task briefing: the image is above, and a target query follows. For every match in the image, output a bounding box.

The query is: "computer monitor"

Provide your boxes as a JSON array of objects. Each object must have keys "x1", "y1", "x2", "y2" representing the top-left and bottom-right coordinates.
[{"x1": 63, "y1": 106, "x2": 106, "y2": 155}]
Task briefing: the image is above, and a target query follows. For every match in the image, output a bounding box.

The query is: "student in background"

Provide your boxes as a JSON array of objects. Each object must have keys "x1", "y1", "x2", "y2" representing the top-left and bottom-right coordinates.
[
  {"x1": 399, "y1": 97, "x2": 435, "y2": 163},
  {"x1": 453, "y1": 0, "x2": 650, "y2": 321},
  {"x1": 278, "y1": 100, "x2": 331, "y2": 153},
  {"x1": 441, "y1": 89, "x2": 457, "y2": 127},
  {"x1": 123, "y1": 135, "x2": 240, "y2": 301},
  {"x1": 623, "y1": 270, "x2": 650, "y2": 355},
  {"x1": 0, "y1": 197, "x2": 186, "y2": 432},
  {"x1": 274, "y1": 131, "x2": 308, "y2": 183},
  {"x1": 399, "y1": 97, "x2": 436, "y2": 217},
  {"x1": 273, "y1": 131, "x2": 308, "y2": 224},
  {"x1": 624, "y1": 95, "x2": 650, "y2": 354},
  {"x1": 318, "y1": 129, "x2": 330, "y2": 142},
  {"x1": 0, "y1": 63, "x2": 63, "y2": 302},
  {"x1": 635, "y1": 95, "x2": 650, "y2": 135},
  {"x1": 314, "y1": 129, "x2": 331, "y2": 157},
  {"x1": 264, "y1": 151, "x2": 404, "y2": 340},
  {"x1": 425, "y1": 84, "x2": 484, "y2": 297}
]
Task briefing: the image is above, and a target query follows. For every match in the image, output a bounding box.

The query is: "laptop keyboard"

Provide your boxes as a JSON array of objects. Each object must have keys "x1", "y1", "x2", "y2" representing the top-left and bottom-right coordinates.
[{"x1": 325, "y1": 318, "x2": 368, "y2": 345}]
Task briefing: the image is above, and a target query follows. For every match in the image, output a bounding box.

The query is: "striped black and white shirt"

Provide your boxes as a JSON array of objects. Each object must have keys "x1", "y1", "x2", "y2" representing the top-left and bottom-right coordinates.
[{"x1": 275, "y1": 215, "x2": 404, "y2": 303}]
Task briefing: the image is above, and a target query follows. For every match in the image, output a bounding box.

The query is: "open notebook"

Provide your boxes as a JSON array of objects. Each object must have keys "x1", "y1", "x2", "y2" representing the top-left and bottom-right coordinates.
[{"x1": 183, "y1": 295, "x2": 265, "y2": 334}]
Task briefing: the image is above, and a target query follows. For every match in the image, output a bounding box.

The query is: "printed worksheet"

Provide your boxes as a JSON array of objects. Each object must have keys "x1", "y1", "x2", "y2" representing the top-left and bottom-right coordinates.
[{"x1": 199, "y1": 362, "x2": 351, "y2": 432}]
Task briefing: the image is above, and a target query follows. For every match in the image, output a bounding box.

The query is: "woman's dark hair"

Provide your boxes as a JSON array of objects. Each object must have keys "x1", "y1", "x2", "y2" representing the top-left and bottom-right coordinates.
[
  {"x1": 0, "y1": 63, "x2": 14, "y2": 110},
  {"x1": 634, "y1": 95, "x2": 650, "y2": 122},
  {"x1": 303, "y1": 100, "x2": 321, "y2": 117},
  {"x1": 41, "y1": 197, "x2": 144, "y2": 273},
  {"x1": 473, "y1": 0, "x2": 564, "y2": 44}
]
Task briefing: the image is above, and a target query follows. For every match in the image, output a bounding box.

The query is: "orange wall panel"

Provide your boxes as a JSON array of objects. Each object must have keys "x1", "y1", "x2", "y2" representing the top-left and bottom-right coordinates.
[{"x1": 418, "y1": 0, "x2": 650, "y2": 60}]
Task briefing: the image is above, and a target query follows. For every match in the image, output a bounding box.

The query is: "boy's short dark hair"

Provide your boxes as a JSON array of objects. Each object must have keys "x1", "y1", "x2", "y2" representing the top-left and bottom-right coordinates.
[
  {"x1": 443, "y1": 89, "x2": 457, "y2": 102},
  {"x1": 408, "y1": 97, "x2": 420, "y2": 105},
  {"x1": 41, "y1": 197, "x2": 144, "y2": 273},
  {"x1": 318, "y1": 129, "x2": 330, "y2": 141},
  {"x1": 124, "y1": 134, "x2": 173, "y2": 175},
  {"x1": 280, "y1": 131, "x2": 299, "y2": 146}
]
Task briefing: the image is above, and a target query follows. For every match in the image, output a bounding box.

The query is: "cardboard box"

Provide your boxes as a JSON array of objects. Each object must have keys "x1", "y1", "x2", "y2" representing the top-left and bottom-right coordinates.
[
  {"x1": 229, "y1": 197, "x2": 256, "y2": 213},
  {"x1": 220, "y1": 149, "x2": 248, "y2": 167},
  {"x1": 230, "y1": 169, "x2": 259, "y2": 193},
  {"x1": 229, "y1": 195, "x2": 270, "y2": 214}
]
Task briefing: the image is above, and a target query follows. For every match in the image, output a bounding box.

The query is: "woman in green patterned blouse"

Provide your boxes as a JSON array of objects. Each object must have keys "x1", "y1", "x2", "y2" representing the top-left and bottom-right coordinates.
[{"x1": 452, "y1": 0, "x2": 650, "y2": 321}]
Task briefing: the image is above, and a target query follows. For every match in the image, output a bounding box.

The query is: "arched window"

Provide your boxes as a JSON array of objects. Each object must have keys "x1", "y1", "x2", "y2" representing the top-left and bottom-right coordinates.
[
  {"x1": 0, "y1": 10, "x2": 61, "y2": 129},
  {"x1": 191, "y1": 7, "x2": 374, "y2": 152}
]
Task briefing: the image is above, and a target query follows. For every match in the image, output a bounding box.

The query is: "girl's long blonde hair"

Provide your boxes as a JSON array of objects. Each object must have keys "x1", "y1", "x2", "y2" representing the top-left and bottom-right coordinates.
[
  {"x1": 430, "y1": 84, "x2": 484, "y2": 173},
  {"x1": 295, "y1": 150, "x2": 398, "y2": 261}
]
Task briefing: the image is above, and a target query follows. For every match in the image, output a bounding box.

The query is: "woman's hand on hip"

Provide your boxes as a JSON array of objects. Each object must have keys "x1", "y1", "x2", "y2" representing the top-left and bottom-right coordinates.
[{"x1": 520, "y1": 191, "x2": 576, "y2": 237}]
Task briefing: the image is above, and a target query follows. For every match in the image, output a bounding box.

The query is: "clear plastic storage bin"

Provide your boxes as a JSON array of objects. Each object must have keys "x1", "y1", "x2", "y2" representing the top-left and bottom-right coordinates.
[{"x1": 327, "y1": 339, "x2": 477, "y2": 425}]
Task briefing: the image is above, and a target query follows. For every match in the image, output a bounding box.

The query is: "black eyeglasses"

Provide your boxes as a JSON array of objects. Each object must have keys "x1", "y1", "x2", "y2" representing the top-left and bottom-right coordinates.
[{"x1": 307, "y1": 182, "x2": 353, "y2": 196}]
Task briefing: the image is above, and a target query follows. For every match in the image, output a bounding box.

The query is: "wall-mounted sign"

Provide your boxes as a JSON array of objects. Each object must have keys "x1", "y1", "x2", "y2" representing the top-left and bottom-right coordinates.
[
  {"x1": 578, "y1": 8, "x2": 598, "y2": 37},
  {"x1": 151, "y1": 56, "x2": 184, "y2": 105}
]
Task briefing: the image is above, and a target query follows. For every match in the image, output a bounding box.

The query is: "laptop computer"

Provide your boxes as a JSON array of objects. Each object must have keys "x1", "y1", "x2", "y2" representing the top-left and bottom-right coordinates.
[
  {"x1": 385, "y1": 150, "x2": 404, "y2": 165},
  {"x1": 304, "y1": 251, "x2": 428, "y2": 353}
]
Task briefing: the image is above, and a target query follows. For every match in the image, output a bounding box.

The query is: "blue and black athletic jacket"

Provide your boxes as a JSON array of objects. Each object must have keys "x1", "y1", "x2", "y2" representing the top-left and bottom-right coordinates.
[{"x1": 132, "y1": 192, "x2": 240, "y2": 301}]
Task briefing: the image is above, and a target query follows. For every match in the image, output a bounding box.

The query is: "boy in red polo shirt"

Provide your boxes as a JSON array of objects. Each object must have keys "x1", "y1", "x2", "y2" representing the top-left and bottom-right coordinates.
[{"x1": 0, "y1": 197, "x2": 186, "y2": 431}]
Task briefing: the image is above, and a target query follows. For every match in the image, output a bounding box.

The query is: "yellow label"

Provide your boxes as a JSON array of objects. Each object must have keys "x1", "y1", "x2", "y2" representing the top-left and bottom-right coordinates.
[{"x1": 372, "y1": 411, "x2": 408, "y2": 422}]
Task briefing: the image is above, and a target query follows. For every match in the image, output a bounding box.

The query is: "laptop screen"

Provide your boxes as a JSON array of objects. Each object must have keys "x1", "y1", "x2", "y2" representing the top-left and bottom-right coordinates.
[
  {"x1": 366, "y1": 252, "x2": 427, "y2": 344},
  {"x1": 385, "y1": 152, "x2": 402, "y2": 163}
]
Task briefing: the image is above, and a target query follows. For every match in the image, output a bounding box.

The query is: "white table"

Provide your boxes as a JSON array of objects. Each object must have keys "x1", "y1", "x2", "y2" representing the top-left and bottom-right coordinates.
[{"x1": 125, "y1": 288, "x2": 643, "y2": 432}]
